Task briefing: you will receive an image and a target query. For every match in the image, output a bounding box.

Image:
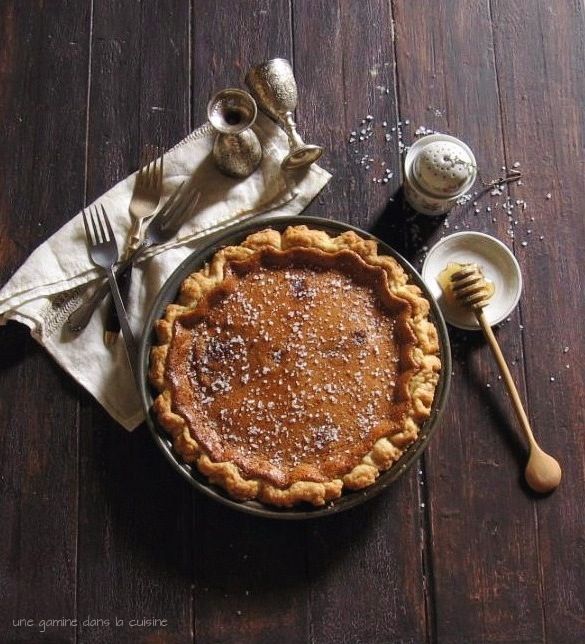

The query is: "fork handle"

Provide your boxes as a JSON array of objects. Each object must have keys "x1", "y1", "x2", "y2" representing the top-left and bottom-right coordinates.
[
  {"x1": 103, "y1": 264, "x2": 133, "y2": 343},
  {"x1": 128, "y1": 219, "x2": 146, "y2": 253},
  {"x1": 66, "y1": 241, "x2": 150, "y2": 333},
  {"x1": 105, "y1": 267, "x2": 138, "y2": 374},
  {"x1": 104, "y1": 242, "x2": 136, "y2": 342}
]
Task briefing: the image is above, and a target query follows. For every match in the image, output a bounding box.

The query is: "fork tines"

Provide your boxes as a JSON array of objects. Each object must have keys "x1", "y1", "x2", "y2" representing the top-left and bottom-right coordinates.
[
  {"x1": 156, "y1": 182, "x2": 201, "y2": 230},
  {"x1": 82, "y1": 204, "x2": 116, "y2": 247},
  {"x1": 136, "y1": 144, "x2": 164, "y2": 191}
]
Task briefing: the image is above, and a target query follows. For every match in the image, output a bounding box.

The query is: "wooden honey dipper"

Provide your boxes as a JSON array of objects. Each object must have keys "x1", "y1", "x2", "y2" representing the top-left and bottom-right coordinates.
[{"x1": 450, "y1": 263, "x2": 562, "y2": 493}]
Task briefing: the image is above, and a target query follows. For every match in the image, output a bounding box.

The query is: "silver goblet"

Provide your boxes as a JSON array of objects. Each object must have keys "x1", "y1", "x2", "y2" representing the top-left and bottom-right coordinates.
[
  {"x1": 245, "y1": 58, "x2": 323, "y2": 171},
  {"x1": 207, "y1": 88, "x2": 263, "y2": 178}
]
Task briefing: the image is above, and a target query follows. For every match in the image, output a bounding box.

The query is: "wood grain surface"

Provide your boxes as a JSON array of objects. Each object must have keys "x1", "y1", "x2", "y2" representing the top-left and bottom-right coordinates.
[{"x1": 1, "y1": 1, "x2": 584, "y2": 643}]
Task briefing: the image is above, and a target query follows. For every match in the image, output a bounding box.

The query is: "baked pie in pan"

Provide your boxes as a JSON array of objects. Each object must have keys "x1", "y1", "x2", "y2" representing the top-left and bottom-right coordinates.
[{"x1": 149, "y1": 225, "x2": 441, "y2": 507}]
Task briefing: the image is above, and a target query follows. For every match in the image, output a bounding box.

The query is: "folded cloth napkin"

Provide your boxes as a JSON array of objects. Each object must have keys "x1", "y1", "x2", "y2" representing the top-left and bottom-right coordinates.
[{"x1": 0, "y1": 114, "x2": 331, "y2": 429}]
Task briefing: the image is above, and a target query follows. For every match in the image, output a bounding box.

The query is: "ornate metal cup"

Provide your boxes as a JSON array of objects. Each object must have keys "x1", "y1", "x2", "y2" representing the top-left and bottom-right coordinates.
[
  {"x1": 245, "y1": 58, "x2": 323, "y2": 171},
  {"x1": 207, "y1": 88, "x2": 262, "y2": 178}
]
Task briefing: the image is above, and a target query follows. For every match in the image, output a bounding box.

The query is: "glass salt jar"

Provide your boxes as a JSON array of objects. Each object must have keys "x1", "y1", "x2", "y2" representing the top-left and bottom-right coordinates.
[{"x1": 403, "y1": 133, "x2": 477, "y2": 216}]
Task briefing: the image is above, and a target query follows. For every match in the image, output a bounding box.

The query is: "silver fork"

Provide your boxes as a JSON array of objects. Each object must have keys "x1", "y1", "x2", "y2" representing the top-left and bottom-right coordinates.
[
  {"x1": 127, "y1": 144, "x2": 165, "y2": 253},
  {"x1": 68, "y1": 184, "x2": 201, "y2": 333},
  {"x1": 82, "y1": 205, "x2": 138, "y2": 371},
  {"x1": 104, "y1": 145, "x2": 165, "y2": 344}
]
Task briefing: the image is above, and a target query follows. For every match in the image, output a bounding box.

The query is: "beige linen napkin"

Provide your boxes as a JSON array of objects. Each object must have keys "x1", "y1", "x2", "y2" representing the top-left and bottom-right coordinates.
[{"x1": 0, "y1": 114, "x2": 331, "y2": 429}]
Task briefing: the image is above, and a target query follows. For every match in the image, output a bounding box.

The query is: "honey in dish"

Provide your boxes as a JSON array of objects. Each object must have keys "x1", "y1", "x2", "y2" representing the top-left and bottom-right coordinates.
[{"x1": 436, "y1": 262, "x2": 495, "y2": 306}]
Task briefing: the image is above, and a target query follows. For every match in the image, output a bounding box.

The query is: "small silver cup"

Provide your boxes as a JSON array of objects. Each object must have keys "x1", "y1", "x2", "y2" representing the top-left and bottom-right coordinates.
[
  {"x1": 207, "y1": 88, "x2": 262, "y2": 178},
  {"x1": 245, "y1": 58, "x2": 323, "y2": 171}
]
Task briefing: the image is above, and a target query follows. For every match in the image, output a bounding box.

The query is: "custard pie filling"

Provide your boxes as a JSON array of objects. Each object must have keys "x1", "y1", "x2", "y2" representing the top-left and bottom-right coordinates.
[{"x1": 150, "y1": 226, "x2": 441, "y2": 507}]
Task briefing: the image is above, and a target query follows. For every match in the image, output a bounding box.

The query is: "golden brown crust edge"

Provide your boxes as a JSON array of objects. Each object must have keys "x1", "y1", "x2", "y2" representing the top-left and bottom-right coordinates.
[{"x1": 149, "y1": 225, "x2": 441, "y2": 508}]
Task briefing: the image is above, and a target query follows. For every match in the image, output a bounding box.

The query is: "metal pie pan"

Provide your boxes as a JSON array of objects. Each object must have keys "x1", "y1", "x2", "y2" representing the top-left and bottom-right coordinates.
[{"x1": 138, "y1": 215, "x2": 452, "y2": 520}]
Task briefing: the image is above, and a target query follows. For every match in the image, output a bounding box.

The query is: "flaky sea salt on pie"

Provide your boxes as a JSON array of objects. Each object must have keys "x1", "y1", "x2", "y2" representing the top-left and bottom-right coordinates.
[{"x1": 149, "y1": 225, "x2": 441, "y2": 507}]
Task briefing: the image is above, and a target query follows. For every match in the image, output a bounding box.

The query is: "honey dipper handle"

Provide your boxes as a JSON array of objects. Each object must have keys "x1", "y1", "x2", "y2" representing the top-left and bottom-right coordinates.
[{"x1": 475, "y1": 310, "x2": 537, "y2": 448}]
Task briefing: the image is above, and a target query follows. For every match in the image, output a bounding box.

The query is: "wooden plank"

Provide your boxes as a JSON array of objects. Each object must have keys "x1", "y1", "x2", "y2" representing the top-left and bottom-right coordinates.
[
  {"x1": 190, "y1": 3, "x2": 314, "y2": 643},
  {"x1": 77, "y1": 405, "x2": 194, "y2": 644},
  {"x1": 304, "y1": 487, "x2": 430, "y2": 644},
  {"x1": 296, "y1": 0, "x2": 404, "y2": 233},
  {"x1": 76, "y1": 2, "x2": 193, "y2": 643},
  {"x1": 84, "y1": 0, "x2": 140, "y2": 196},
  {"x1": 293, "y1": 2, "x2": 429, "y2": 642},
  {"x1": 393, "y1": 1, "x2": 546, "y2": 641},
  {"x1": 191, "y1": 0, "x2": 292, "y2": 117},
  {"x1": 0, "y1": 1, "x2": 89, "y2": 642},
  {"x1": 192, "y1": 497, "x2": 310, "y2": 644},
  {"x1": 489, "y1": 1, "x2": 585, "y2": 641}
]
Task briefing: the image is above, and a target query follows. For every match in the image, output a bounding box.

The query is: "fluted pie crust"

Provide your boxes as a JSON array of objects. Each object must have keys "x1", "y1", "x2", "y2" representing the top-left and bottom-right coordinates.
[{"x1": 149, "y1": 225, "x2": 441, "y2": 507}]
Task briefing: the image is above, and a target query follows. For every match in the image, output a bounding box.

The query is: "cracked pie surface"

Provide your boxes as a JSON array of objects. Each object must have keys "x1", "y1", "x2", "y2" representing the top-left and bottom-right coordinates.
[{"x1": 149, "y1": 225, "x2": 441, "y2": 507}]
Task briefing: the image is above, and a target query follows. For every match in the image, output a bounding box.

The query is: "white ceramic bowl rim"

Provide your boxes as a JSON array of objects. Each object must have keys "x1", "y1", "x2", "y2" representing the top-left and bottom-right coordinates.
[{"x1": 421, "y1": 231, "x2": 523, "y2": 331}]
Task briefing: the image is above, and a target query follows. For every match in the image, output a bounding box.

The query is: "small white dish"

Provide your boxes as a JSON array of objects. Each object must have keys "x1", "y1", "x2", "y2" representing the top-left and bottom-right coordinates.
[{"x1": 422, "y1": 231, "x2": 523, "y2": 330}]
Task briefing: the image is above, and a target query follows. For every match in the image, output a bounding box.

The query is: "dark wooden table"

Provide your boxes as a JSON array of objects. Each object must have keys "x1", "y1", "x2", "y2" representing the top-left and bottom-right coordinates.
[{"x1": 2, "y1": 1, "x2": 584, "y2": 643}]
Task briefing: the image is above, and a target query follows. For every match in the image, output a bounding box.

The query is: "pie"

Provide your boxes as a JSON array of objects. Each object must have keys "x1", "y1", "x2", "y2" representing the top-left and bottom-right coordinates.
[{"x1": 149, "y1": 225, "x2": 441, "y2": 507}]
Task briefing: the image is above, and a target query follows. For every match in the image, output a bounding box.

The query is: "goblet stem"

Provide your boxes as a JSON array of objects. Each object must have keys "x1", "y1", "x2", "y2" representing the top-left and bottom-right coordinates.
[
  {"x1": 282, "y1": 112, "x2": 305, "y2": 150},
  {"x1": 278, "y1": 111, "x2": 323, "y2": 171}
]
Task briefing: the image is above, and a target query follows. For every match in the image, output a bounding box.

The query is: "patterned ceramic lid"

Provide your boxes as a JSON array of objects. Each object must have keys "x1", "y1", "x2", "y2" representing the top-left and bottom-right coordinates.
[{"x1": 414, "y1": 140, "x2": 475, "y2": 196}]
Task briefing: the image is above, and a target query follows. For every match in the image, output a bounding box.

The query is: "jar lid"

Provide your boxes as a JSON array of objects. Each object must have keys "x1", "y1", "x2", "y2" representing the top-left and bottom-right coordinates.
[{"x1": 414, "y1": 140, "x2": 475, "y2": 197}]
